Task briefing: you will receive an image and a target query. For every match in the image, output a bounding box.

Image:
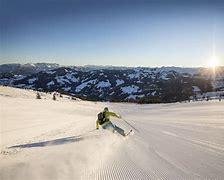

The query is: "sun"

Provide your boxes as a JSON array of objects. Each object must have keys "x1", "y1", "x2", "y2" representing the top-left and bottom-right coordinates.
[{"x1": 207, "y1": 55, "x2": 219, "y2": 68}]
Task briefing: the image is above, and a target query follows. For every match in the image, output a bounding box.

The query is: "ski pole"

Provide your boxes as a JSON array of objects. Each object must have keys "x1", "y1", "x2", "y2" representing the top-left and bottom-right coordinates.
[{"x1": 121, "y1": 118, "x2": 140, "y2": 133}]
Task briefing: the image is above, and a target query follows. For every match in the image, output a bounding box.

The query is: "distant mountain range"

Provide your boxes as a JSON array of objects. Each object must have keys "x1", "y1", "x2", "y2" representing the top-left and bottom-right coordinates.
[
  {"x1": 0, "y1": 63, "x2": 224, "y2": 103},
  {"x1": 0, "y1": 63, "x2": 60, "y2": 75}
]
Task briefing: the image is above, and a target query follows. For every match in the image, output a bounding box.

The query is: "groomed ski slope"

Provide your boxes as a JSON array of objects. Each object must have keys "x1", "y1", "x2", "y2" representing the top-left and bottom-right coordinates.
[{"x1": 0, "y1": 86, "x2": 224, "y2": 180}]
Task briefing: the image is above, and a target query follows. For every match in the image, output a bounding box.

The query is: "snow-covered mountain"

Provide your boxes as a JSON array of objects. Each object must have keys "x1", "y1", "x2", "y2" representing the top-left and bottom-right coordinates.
[
  {"x1": 0, "y1": 63, "x2": 60, "y2": 75},
  {"x1": 0, "y1": 63, "x2": 224, "y2": 103}
]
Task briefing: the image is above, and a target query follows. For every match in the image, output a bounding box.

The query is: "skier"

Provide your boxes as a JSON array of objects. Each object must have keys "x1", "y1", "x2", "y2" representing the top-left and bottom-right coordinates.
[{"x1": 96, "y1": 107, "x2": 129, "y2": 136}]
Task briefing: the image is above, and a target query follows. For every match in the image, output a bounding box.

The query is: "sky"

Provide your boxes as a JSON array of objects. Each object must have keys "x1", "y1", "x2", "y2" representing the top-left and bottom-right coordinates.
[{"x1": 0, "y1": 0, "x2": 224, "y2": 67}]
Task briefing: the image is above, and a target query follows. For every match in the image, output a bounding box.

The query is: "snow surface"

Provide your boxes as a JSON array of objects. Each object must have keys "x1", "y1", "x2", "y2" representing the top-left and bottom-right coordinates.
[
  {"x1": 96, "y1": 80, "x2": 111, "y2": 88},
  {"x1": 125, "y1": 94, "x2": 145, "y2": 100},
  {"x1": 151, "y1": 91, "x2": 156, "y2": 96},
  {"x1": 46, "y1": 70, "x2": 56, "y2": 74},
  {"x1": 28, "y1": 77, "x2": 37, "y2": 84},
  {"x1": 55, "y1": 76, "x2": 71, "y2": 85},
  {"x1": 14, "y1": 75, "x2": 26, "y2": 80},
  {"x1": 65, "y1": 73, "x2": 79, "y2": 83},
  {"x1": 192, "y1": 86, "x2": 201, "y2": 92},
  {"x1": 62, "y1": 87, "x2": 71, "y2": 91},
  {"x1": 115, "y1": 79, "x2": 124, "y2": 86},
  {"x1": 1, "y1": 86, "x2": 224, "y2": 180},
  {"x1": 160, "y1": 72, "x2": 170, "y2": 80},
  {"x1": 75, "y1": 79, "x2": 97, "y2": 92},
  {"x1": 121, "y1": 85, "x2": 141, "y2": 94},
  {"x1": 128, "y1": 72, "x2": 141, "y2": 79},
  {"x1": 47, "y1": 80, "x2": 54, "y2": 86}
]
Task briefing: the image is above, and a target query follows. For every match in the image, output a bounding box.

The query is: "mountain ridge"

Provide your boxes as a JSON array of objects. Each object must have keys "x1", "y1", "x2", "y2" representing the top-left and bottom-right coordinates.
[{"x1": 0, "y1": 63, "x2": 223, "y2": 103}]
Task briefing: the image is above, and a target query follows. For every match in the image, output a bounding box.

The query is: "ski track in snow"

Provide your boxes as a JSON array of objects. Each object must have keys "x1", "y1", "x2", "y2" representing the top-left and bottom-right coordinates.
[{"x1": 0, "y1": 86, "x2": 224, "y2": 180}]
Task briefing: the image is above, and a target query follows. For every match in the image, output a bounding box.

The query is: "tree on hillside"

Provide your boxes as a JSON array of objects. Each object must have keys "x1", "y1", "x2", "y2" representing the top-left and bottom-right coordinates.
[
  {"x1": 53, "y1": 93, "x2": 56, "y2": 100},
  {"x1": 36, "y1": 92, "x2": 41, "y2": 99}
]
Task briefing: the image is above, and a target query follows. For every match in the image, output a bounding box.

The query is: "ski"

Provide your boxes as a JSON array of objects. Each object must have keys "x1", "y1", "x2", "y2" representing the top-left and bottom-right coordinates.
[{"x1": 125, "y1": 129, "x2": 133, "y2": 137}]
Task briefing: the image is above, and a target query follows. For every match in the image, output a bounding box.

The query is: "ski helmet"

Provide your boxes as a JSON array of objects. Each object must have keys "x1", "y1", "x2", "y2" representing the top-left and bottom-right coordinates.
[{"x1": 104, "y1": 107, "x2": 109, "y2": 111}]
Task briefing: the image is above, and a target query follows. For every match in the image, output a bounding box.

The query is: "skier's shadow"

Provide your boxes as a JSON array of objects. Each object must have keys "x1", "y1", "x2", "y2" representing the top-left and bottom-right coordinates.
[{"x1": 8, "y1": 134, "x2": 96, "y2": 149}]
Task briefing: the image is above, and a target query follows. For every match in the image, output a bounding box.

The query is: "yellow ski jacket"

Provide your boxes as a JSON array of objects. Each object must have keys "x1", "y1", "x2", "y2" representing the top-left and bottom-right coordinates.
[{"x1": 96, "y1": 111, "x2": 121, "y2": 129}]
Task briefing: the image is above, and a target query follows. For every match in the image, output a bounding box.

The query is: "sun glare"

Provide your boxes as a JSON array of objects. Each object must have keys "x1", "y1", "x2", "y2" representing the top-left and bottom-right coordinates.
[{"x1": 207, "y1": 55, "x2": 219, "y2": 68}]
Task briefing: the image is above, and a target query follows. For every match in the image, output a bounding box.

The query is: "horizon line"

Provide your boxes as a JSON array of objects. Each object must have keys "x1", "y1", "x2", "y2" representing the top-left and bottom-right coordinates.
[{"x1": 1, "y1": 62, "x2": 224, "y2": 69}]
